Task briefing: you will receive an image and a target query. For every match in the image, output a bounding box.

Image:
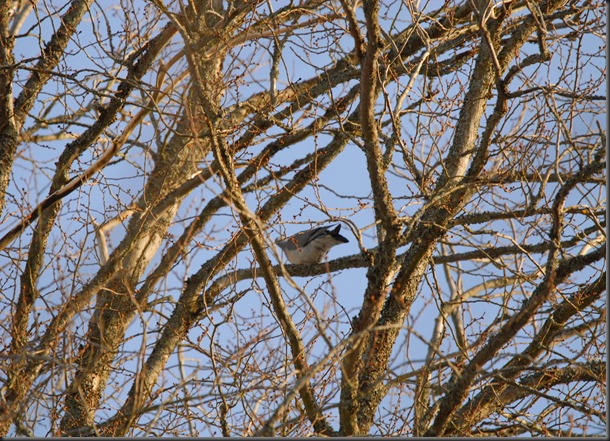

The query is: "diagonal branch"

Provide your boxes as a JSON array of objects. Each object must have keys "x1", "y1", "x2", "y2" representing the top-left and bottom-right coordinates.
[{"x1": 447, "y1": 272, "x2": 606, "y2": 435}]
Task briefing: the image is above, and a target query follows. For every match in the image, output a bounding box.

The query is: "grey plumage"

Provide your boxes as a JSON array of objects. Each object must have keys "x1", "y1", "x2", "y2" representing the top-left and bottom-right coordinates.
[{"x1": 276, "y1": 224, "x2": 349, "y2": 265}]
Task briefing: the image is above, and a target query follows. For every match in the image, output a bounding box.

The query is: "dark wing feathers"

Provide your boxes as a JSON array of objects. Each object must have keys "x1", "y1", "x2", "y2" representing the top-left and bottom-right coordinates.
[{"x1": 302, "y1": 226, "x2": 329, "y2": 247}]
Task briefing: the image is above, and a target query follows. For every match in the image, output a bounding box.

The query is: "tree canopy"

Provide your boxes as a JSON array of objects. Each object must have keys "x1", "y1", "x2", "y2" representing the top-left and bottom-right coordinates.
[{"x1": 0, "y1": 0, "x2": 605, "y2": 436}]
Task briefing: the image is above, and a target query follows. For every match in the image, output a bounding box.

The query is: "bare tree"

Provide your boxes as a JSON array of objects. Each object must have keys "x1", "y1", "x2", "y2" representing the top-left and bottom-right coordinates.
[{"x1": 0, "y1": 0, "x2": 605, "y2": 436}]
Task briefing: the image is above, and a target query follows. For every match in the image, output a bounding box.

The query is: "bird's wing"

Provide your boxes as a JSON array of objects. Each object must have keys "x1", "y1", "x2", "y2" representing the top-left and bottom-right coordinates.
[{"x1": 301, "y1": 226, "x2": 331, "y2": 247}]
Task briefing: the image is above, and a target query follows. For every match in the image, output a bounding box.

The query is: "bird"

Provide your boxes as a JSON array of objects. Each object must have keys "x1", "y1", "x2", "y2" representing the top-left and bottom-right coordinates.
[{"x1": 276, "y1": 224, "x2": 349, "y2": 265}]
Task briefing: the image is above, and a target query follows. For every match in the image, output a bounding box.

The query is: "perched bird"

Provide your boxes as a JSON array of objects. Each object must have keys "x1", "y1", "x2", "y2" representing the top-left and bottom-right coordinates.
[{"x1": 276, "y1": 224, "x2": 349, "y2": 265}]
